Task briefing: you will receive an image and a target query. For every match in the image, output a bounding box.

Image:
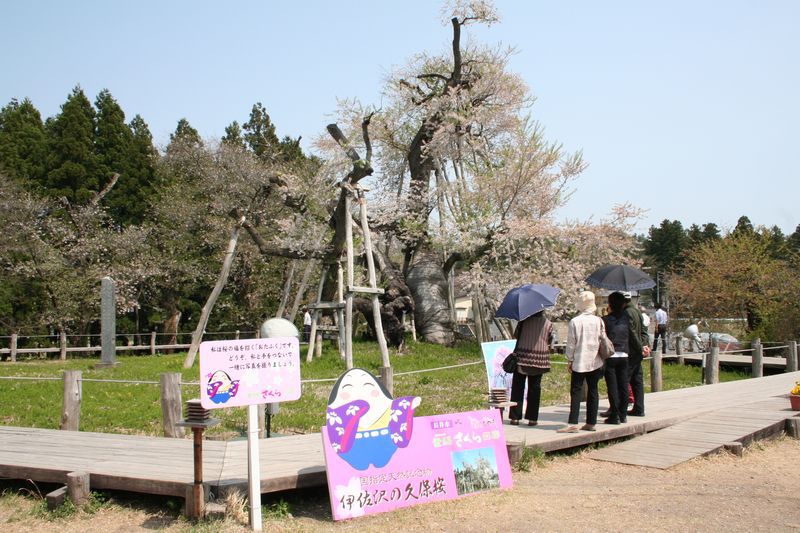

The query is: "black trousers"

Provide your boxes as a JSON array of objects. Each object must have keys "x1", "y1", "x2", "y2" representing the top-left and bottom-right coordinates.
[
  {"x1": 604, "y1": 357, "x2": 629, "y2": 422},
  {"x1": 628, "y1": 355, "x2": 645, "y2": 414},
  {"x1": 653, "y1": 324, "x2": 667, "y2": 352},
  {"x1": 568, "y1": 366, "x2": 604, "y2": 425},
  {"x1": 510, "y1": 372, "x2": 542, "y2": 422}
]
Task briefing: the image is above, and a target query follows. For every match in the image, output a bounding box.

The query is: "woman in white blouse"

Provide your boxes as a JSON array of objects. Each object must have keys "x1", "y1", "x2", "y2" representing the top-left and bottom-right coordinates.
[{"x1": 557, "y1": 291, "x2": 605, "y2": 433}]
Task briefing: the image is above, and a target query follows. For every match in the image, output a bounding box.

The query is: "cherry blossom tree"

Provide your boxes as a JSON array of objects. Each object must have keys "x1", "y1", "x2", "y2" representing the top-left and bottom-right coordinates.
[{"x1": 318, "y1": 1, "x2": 641, "y2": 343}]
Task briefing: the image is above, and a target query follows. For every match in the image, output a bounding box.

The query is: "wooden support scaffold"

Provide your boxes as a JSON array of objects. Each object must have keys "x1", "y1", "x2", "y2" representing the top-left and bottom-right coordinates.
[{"x1": 305, "y1": 183, "x2": 394, "y2": 392}]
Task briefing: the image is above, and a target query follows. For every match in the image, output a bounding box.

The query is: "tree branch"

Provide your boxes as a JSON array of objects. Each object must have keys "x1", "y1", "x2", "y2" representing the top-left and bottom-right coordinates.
[
  {"x1": 362, "y1": 112, "x2": 375, "y2": 164},
  {"x1": 91, "y1": 173, "x2": 119, "y2": 207}
]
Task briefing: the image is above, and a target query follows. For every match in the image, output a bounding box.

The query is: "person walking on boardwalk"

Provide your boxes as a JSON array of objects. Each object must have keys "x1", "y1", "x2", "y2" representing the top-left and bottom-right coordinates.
[
  {"x1": 652, "y1": 303, "x2": 668, "y2": 354},
  {"x1": 509, "y1": 310, "x2": 553, "y2": 426},
  {"x1": 558, "y1": 291, "x2": 605, "y2": 433}
]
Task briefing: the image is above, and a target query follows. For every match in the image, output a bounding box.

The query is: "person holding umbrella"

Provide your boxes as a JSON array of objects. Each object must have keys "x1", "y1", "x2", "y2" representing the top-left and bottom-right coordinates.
[
  {"x1": 585, "y1": 265, "x2": 654, "y2": 419},
  {"x1": 496, "y1": 284, "x2": 559, "y2": 426}
]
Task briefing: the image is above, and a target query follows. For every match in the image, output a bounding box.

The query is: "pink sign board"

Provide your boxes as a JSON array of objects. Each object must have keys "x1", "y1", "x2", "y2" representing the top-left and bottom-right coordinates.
[
  {"x1": 321, "y1": 369, "x2": 512, "y2": 520},
  {"x1": 199, "y1": 337, "x2": 300, "y2": 409}
]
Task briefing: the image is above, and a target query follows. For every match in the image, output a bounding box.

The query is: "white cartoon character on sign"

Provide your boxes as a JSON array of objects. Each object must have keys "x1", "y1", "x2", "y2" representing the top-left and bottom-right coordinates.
[{"x1": 325, "y1": 368, "x2": 421, "y2": 470}]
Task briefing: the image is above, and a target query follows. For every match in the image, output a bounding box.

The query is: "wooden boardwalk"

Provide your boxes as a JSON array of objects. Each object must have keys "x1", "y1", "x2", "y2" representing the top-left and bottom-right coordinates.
[
  {"x1": 588, "y1": 397, "x2": 791, "y2": 468},
  {"x1": 1, "y1": 371, "x2": 798, "y2": 502}
]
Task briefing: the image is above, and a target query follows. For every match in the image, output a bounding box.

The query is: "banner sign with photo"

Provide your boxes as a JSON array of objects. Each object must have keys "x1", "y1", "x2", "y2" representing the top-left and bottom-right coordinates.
[
  {"x1": 480, "y1": 339, "x2": 517, "y2": 394},
  {"x1": 321, "y1": 368, "x2": 512, "y2": 520},
  {"x1": 199, "y1": 337, "x2": 300, "y2": 409}
]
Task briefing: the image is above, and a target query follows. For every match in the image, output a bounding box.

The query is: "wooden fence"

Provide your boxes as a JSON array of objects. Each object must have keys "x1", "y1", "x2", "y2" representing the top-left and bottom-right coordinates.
[{"x1": 0, "y1": 330, "x2": 259, "y2": 362}]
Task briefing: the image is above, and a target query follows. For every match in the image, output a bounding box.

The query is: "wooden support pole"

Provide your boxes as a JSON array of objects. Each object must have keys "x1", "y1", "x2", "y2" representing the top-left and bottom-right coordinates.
[
  {"x1": 650, "y1": 350, "x2": 663, "y2": 392},
  {"x1": 61, "y1": 370, "x2": 81, "y2": 431},
  {"x1": 787, "y1": 340, "x2": 798, "y2": 373},
  {"x1": 675, "y1": 336, "x2": 684, "y2": 365},
  {"x1": 306, "y1": 266, "x2": 326, "y2": 363},
  {"x1": 379, "y1": 366, "x2": 394, "y2": 397},
  {"x1": 357, "y1": 190, "x2": 390, "y2": 369},
  {"x1": 160, "y1": 373, "x2": 184, "y2": 438},
  {"x1": 706, "y1": 337, "x2": 719, "y2": 385},
  {"x1": 59, "y1": 330, "x2": 67, "y2": 361},
  {"x1": 337, "y1": 261, "x2": 346, "y2": 359},
  {"x1": 472, "y1": 294, "x2": 485, "y2": 344},
  {"x1": 150, "y1": 331, "x2": 157, "y2": 355},
  {"x1": 10, "y1": 333, "x2": 16, "y2": 362},
  {"x1": 344, "y1": 193, "x2": 354, "y2": 369},
  {"x1": 66, "y1": 471, "x2": 90, "y2": 507},
  {"x1": 752, "y1": 338, "x2": 763, "y2": 378},
  {"x1": 315, "y1": 332, "x2": 323, "y2": 359}
]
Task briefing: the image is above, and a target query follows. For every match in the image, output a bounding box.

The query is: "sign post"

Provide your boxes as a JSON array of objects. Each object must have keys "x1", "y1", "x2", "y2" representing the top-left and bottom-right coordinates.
[
  {"x1": 200, "y1": 329, "x2": 300, "y2": 531},
  {"x1": 247, "y1": 404, "x2": 261, "y2": 530}
]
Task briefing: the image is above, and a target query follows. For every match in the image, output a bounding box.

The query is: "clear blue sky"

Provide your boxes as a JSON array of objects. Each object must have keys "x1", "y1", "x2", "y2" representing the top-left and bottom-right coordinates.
[{"x1": 2, "y1": 1, "x2": 797, "y2": 235}]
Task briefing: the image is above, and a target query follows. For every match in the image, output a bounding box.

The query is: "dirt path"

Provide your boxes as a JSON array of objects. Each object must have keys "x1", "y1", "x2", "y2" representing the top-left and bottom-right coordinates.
[{"x1": 3, "y1": 436, "x2": 800, "y2": 532}]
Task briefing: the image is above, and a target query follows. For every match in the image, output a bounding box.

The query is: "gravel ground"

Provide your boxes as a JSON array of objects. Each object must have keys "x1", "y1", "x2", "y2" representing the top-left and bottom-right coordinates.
[{"x1": 2, "y1": 436, "x2": 799, "y2": 532}]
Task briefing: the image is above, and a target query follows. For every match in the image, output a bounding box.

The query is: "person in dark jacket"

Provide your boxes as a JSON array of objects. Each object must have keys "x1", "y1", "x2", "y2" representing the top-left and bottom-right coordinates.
[
  {"x1": 622, "y1": 292, "x2": 651, "y2": 416},
  {"x1": 602, "y1": 292, "x2": 630, "y2": 424}
]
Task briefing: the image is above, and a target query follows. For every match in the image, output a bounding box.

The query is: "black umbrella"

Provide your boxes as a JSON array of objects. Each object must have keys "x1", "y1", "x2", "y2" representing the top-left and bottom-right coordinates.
[{"x1": 585, "y1": 264, "x2": 655, "y2": 291}]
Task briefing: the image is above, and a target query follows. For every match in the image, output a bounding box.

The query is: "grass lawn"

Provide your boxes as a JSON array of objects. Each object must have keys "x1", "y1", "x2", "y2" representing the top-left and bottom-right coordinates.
[{"x1": 0, "y1": 338, "x2": 749, "y2": 438}]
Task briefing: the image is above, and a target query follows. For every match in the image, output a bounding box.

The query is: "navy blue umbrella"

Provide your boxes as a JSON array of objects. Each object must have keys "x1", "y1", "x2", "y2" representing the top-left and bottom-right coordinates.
[
  {"x1": 495, "y1": 284, "x2": 561, "y2": 321},
  {"x1": 585, "y1": 264, "x2": 655, "y2": 291}
]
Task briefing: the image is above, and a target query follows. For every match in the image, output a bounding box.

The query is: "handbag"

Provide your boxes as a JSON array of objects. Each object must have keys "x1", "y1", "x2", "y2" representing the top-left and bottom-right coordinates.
[
  {"x1": 501, "y1": 352, "x2": 518, "y2": 374},
  {"x1": 598, "y1": 321, "x2": 615, "y2": 361}
]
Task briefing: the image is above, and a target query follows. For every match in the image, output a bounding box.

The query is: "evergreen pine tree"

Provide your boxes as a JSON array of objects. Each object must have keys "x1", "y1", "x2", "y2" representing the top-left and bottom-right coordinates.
[
  {"x1": 243, "y1": 103, "x2": 280, "y2": 161},
  {"x1": 701, "y1": 223, "x2": 721, "y2": 241},
  {"x1": 44, "y1": 86, "x2": 98, "y2": 203},
  {"x1": 221, "y1": 121, "x2": 246, "y2": 149},
  {"x1": 167, "y1": 118, "x2": 202, "y2": 154},
  {"x1": 787, "y1": 224, "x2": 800, "y2": 254},
  {"x1": 0, "y1": 98, "x2": 47, "y2": 186},
  {"x1": 113, "y1": 113, "x2": 157, "y2": 225},
  {"x1": 732, "y1": 215, "x2": 754, "y2": 235}
]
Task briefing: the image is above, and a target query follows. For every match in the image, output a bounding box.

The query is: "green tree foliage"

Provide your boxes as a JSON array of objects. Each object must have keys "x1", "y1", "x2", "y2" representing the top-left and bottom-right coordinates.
[
  {"x1": 643, "y1": 219, "x2": 687, "y2": 273},
  {"x1": 167, "y1": 118, "x2": 202, "y2": 152},
  {"x1": 0, "y1": 98, "x2": 47, "y2": 186},
  {"x1": 732, "y1": 215, "x2": 754, "y2": 236},
  {"x1": 44, "y1": 86, "x2": 99, "y2": 204},
  {"x1": 221, "y1": 120, "x2": 246, "y2": 150},
  {"x1": 788, "y1": 224, "x2": 800, "y2": 254},
  {"x1": 243, "y1": 103, "x2": 280, "y2": 161},
  {"x1": 672, "y1": 230, "x2": 800, "y2": 338},
  {"x1": 94, "y1": 90, "x2": 158, "y2": 226}
]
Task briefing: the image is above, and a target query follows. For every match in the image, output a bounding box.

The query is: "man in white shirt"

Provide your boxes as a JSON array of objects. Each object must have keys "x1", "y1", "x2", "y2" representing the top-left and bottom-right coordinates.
[
  {"x1": 303, "y1": 307, "x2": 312, "y2": 342},
  {"x1": 653, "y1": 303, "x2": 668, "y2": 353}
]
